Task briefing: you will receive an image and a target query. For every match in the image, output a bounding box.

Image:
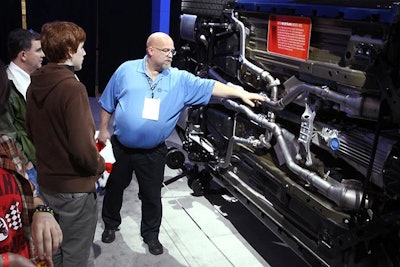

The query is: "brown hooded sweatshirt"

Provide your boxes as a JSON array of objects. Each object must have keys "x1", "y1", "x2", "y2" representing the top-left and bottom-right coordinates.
[{"x1": 26, "y1": 63, "x2": 105, "y2": 193}]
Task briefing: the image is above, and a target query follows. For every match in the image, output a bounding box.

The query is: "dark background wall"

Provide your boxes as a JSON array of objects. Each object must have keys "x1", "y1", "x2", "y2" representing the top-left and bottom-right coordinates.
[
  {"x1": 169, "y1": 0, "x2": 182, "y2": 49},
  {"x1": 0, "y1": 0, "x2": 182, "y2": 96},
  {"x1": 26, "y1": 0, "x2": 98, "y2": 96},
  {"x1": 0, "y1": 0, "x2": 22, "y2": 64},
  {"x1": 98, "y1": 1, "x2": 152, "y2": 94}
]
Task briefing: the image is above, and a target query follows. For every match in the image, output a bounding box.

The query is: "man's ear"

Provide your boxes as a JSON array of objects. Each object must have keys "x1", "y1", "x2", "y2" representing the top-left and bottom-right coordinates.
[
  {"x1": 19, "y1": 50, "x2": 27, "y2": 62},
  {"x1": 147, "y1": 47, "x2": 154, "y2": 57},
  {"x1": 67, "y1": 50, "x2": 73, "y2": 59},
  {"x1": 67, "y1": 47, "x2": 75, "y2": 58}
]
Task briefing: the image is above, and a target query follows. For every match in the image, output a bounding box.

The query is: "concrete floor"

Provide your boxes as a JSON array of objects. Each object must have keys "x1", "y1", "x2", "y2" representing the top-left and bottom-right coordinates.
[
  {"x1": 91, "y1": 161, "x2": 270, "y2": 266},
  {"x1": 89, "y1": 97, "x2": 308, "y2": 267}
]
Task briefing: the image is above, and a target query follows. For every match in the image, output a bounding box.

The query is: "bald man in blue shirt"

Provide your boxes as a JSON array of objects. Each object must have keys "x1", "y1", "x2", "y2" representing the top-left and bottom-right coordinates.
[{"x1": 98, "y1": 32, "x2": 265, "y2": 255}]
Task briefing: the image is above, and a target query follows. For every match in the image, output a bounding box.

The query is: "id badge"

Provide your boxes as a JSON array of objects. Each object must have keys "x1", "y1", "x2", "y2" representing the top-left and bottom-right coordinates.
[{"x1": 142, "y1": 97, "x2": 160, "y2": 121}]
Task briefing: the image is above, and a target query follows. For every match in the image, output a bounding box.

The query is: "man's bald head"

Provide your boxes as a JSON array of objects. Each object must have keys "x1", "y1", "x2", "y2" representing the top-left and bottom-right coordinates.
[{"x1": 146, "y1": 32, "x2": 173, "y2": 48}]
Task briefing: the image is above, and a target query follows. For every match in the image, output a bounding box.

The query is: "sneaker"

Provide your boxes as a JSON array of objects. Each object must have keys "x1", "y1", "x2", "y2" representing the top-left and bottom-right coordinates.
[{"x1": 144, "y1": 239, "x2": 164, "y2": 255}]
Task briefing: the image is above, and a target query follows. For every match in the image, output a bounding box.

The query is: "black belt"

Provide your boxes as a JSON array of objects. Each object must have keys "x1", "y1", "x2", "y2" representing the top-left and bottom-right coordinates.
[{"x1": 112, "y1": 135, "x2": 165, "y2": 153}]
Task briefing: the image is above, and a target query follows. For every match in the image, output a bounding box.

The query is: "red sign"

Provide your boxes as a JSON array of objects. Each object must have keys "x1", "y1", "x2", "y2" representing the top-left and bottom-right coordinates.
[{"x1": 267, "y1": 15, "x2": 312, "y2": 60}]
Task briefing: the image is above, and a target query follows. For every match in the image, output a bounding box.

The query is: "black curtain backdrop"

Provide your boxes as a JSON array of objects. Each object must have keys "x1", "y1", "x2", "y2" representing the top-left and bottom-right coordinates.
[
  {"x1": 0, "y1": 0, "x2": 22, "y2": 64},
  {"x1": 97, "y1": 1, "x2": 152, "y2": 93},
  {"x1": 26, "y1": 0, "x2": 97, "y2": 96},
  {"x1": 2, "y1": 1, "x2": 153, "y2": 95},
  {"x1": 169, "y1": 0, "x2": 182, "y2": 49}
]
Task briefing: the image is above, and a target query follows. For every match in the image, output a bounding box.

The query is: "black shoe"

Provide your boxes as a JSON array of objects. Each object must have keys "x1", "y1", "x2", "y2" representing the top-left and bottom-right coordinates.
[
  {"x1": 102, "y1": 229, "x2": 116, "y2": 243},
  {"x1": 144, "y1": 239, "x2": 164, "y2": 255}
]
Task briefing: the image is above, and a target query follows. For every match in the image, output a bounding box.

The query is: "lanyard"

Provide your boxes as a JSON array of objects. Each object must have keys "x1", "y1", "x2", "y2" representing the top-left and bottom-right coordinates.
[{"x1": 145, "y1": 75, "x2": 160, "y2": 98}]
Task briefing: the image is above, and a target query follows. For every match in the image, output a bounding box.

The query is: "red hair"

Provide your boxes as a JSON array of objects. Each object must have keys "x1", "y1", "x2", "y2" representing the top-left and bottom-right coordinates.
[{"x1": 41, "y1": 21, "x2": 86, "y2": 63}]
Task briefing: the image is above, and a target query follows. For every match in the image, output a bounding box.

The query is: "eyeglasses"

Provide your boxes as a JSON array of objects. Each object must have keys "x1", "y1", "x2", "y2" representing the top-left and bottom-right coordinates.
[{"x1": 152, "y1": 47, "x2": 176, "y2": 56}]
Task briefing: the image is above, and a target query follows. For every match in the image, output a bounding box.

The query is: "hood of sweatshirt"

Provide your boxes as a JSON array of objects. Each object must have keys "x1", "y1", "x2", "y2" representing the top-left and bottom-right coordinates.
[{"x1": 28, "y1": 63, "x2": 76, "y2": 107}]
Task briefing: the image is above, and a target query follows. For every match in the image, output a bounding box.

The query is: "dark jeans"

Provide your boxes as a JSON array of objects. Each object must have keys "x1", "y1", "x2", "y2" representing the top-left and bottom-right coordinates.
[{"x1": 102, "y1": 135, "x2": 168, "y2": 241}]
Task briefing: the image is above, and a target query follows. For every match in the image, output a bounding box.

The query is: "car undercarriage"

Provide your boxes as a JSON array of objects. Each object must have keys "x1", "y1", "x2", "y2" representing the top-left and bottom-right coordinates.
[{"x1": 167, "y1": 1, "x2": 400, "y2": 266}]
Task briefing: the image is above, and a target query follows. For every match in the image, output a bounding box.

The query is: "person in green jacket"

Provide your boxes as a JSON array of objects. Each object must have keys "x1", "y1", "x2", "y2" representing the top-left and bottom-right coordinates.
[{"x1": 0, "y1": 28, "x2": 45, "y2": 194}]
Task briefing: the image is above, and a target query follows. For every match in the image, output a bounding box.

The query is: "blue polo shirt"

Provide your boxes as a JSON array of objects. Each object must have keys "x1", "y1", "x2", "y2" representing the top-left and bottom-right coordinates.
[{"x1": 99, "y1": 56, "x2": 214, "y2": 149}]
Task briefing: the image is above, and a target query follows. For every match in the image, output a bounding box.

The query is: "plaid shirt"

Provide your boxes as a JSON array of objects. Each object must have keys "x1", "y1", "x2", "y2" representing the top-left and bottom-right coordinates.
[{"x1": 0, "y1": 133, "x2": 35, "y2": 259}]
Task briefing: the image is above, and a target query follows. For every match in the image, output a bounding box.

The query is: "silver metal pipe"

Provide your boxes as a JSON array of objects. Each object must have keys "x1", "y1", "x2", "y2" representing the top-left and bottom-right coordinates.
[
  {"x1": 263, "y1": 76, "x2": 380, "y2": 120},
  {"x1": 228, "y1": 11, "x2": 280, "y2": 100},
  {"x1": 226, "y1": 10, "x2": 380, "y2": 120},
  {"x1": 216, "y1": 98, "x2": 365, "y2": 210}
]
